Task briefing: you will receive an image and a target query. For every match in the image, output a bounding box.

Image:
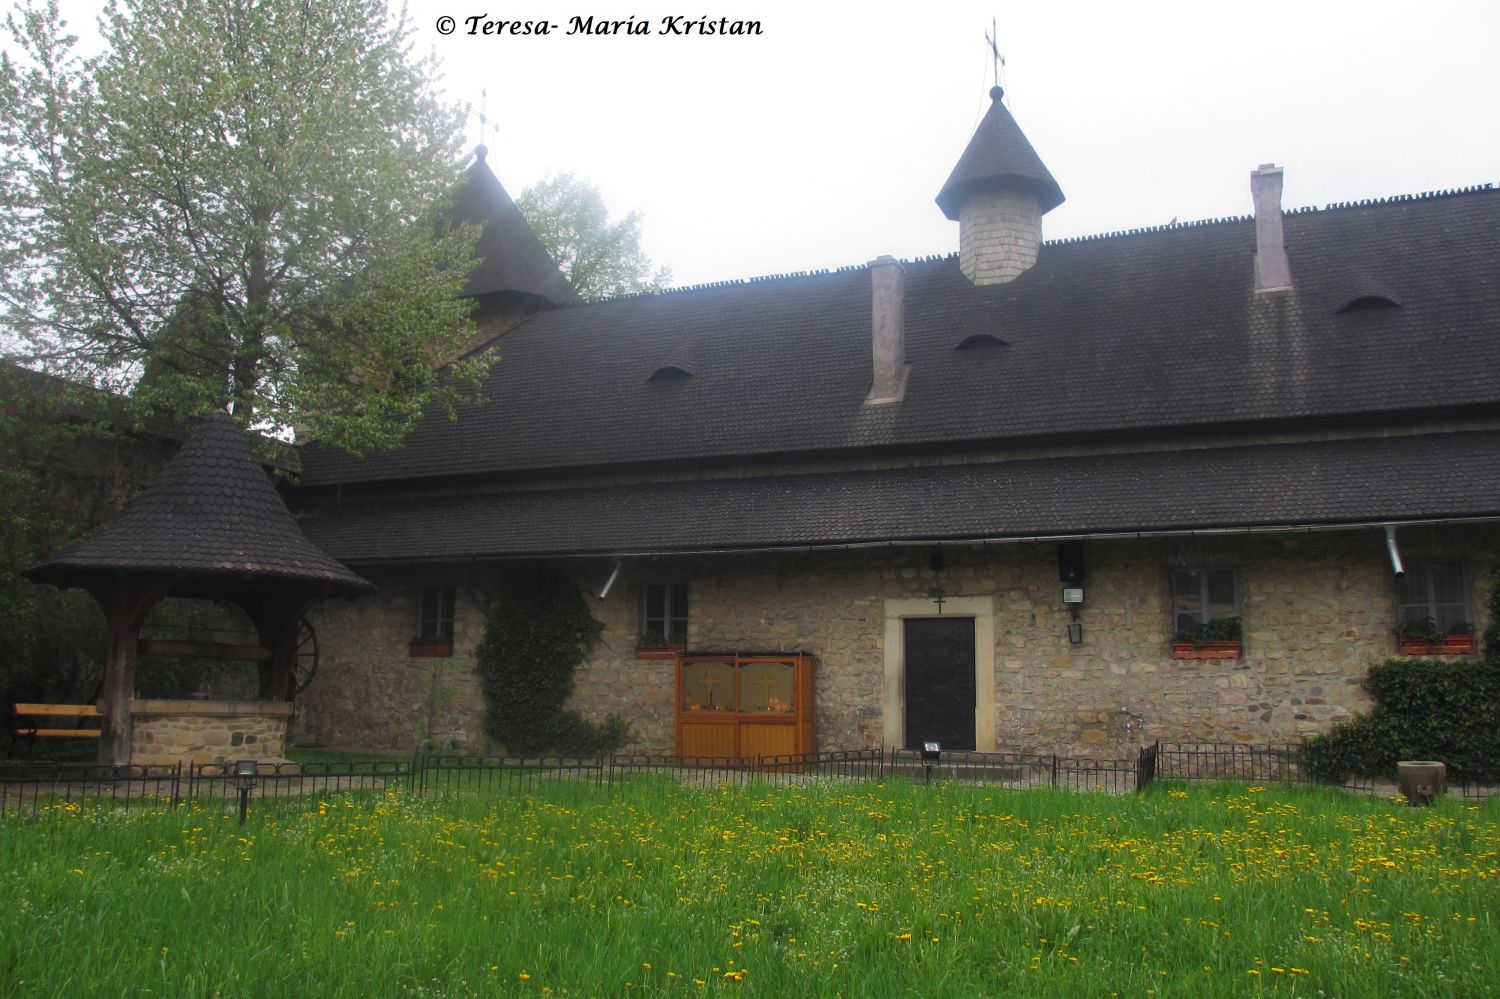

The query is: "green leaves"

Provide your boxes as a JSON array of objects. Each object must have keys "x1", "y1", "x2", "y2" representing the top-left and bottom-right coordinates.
[
  {"x1": 517, "y1": 172, "x2": 671, "y2": 301},
  {"x1": 1304, "y1": 656, "x2": 1500, "y2": 783},
  {"x1": 1, "y1": 0, "x2": 483, "y2": 452},
  {"x1": 473, "y1": 568, "x2": 631, "y2": 756}
]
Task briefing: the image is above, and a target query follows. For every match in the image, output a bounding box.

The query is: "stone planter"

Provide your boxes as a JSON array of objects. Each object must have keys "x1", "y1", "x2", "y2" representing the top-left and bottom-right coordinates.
[{"x1": 1396, "y1": 760, "x2": 1447, "y2": 805}]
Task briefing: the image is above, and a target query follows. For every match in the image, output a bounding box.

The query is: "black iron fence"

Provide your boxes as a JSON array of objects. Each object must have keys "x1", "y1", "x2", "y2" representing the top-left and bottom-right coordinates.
[
  {"x1": 4, "y1": 743, "x2": 1495, "y2": 817},
  {"x1": 887, "y1": 747, "x2": 1152, "y2": 794},
  {"x1": 0, "y1": 762, "x2": 182, "y2": 816}
]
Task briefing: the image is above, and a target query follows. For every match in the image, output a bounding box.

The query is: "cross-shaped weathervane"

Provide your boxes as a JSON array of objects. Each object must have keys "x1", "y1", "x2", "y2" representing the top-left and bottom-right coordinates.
[{"x1": 985, "y1": 17, "x2": 1005, "y2": 90}]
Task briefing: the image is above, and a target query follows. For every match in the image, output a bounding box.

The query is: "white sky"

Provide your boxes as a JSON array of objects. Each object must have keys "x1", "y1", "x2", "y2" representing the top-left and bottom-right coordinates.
[{"x1": 53, "y1": 0, "x2": 1500, "y2": 288}]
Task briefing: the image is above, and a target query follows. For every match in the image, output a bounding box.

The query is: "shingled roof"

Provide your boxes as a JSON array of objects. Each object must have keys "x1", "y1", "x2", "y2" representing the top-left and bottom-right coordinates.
[
  {"x1": 29, "y1": 413, "x2": 373, "y2": 596},
  {"x1": 296, "y1": 430, "x2": 1500, "y2": 561},
  {"x1": 453, "y1": 146, "x2": 578, "y2": 304},
  {"x1": 297, "y1": 186, "x2": 1500, "y2": 489},
  {"x1": 935, "y1": 86, "x2": 1065, "y2": 219}
]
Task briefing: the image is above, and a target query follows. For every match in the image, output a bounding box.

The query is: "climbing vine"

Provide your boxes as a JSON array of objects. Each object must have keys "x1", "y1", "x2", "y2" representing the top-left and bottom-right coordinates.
[{"x1": 474, "y1": 567, "x2": 632, "y2": 755}]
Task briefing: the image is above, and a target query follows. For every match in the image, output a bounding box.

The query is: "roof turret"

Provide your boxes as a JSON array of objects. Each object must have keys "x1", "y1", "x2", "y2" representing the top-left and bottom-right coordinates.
[
  {"x1": 451, "y1": 146, "x2": 580, "y2": 305},
  {"x1": 935, "y1": 86, "x2": 1064, "y2": 221}
]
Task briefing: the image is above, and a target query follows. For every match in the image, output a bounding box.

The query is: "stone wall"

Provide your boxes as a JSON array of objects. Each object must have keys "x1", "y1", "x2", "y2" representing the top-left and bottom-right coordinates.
[
  {"x1": 130, "y1": 699, "x2": 293, "y2": 765},
  {"x1": 299, "y1": 525, "x2": 1496, "y2": 759}
]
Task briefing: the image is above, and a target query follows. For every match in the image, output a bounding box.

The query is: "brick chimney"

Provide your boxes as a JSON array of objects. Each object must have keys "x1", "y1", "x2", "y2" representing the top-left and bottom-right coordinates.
[
  {"x1": 865, "y1": 256, "x2": 908, "y2": 405},
  {"x1": 1251, "y1": 163, "x2": 1292, "y2": 292}
]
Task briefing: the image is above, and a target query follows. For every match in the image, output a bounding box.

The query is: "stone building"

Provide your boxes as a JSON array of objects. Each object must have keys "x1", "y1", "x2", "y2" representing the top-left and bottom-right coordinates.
[{"x1": 287, "y1": 87, "x2": 1500, "y2": 758}]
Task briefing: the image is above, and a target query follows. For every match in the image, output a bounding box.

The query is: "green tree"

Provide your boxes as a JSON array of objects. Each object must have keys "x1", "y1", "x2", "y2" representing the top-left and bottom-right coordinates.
[
  {"x1": 517, "y1": 172, "x2": 671, "y2": 301},
  {"x1": 0, "y1": 0, "x2": 487, "y2": 454}
]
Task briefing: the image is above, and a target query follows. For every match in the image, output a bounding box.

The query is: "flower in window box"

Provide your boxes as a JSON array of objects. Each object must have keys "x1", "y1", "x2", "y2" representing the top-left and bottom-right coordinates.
[
  {"x1": 408, "y1": 637, "x2": 453, "y2": 658},
  {"x1": 1396, "y1": 618, "x2": 1476, "y2": 655},
  {"x1": 1172, "y1": 617, "x2": 1242, "y2": 660},
  {"x1": 634, "y1": 626, "x2": 684, "y2": 659}
]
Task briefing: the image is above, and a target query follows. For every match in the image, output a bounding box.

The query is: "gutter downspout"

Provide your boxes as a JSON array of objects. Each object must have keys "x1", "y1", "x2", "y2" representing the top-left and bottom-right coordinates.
[
  {"x1": 1383, "y1": 525, "x2": 1405, "y2": 576},
  {"x1": 596, "y1": 559, "x2": 622, "y2": 601}
]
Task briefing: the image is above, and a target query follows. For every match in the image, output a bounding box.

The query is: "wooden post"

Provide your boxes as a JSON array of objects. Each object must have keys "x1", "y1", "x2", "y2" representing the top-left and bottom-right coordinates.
[{"x1": 88, "y1": 580, "x2": 169, "y2": 766}]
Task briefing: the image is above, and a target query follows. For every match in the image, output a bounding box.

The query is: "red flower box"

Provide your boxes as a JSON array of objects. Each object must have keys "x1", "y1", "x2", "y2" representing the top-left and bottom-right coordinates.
[
  {"x1": 408, "y1": 639, "x2": 453, "y2": 658},
  {"x1": 635, "y1": 643, "x2": 684, "y2": 661},
  {"x1": 1172, "y1": 640, "x2": 1241, "y2": 661},
  {"x1": 1398, "y1": 634, "x2": 1475, "y2": 656}
]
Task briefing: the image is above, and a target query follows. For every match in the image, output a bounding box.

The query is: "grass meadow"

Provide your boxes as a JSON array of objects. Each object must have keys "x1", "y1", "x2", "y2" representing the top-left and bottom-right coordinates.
[{"x1": 2, "y1": 778, "x2": 1496, "y2": 997}]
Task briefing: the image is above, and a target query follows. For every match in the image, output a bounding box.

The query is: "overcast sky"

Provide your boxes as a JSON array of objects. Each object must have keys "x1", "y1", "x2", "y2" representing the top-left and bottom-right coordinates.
[{"x1": 56, "y1": 0, "x2": 1500, "y2": 288}]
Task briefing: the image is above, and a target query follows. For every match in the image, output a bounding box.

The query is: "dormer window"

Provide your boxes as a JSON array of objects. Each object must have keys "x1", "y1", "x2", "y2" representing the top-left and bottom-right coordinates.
[
  {"x1": 649, "y1": 364, "x2": 694, "y2": 381},
  {"x1": 954, "y1": 333, "x2": 1008, "y2": 350},
  {"x1": 1336, "y1": 294, "x2": 1401, "y2": 314}
]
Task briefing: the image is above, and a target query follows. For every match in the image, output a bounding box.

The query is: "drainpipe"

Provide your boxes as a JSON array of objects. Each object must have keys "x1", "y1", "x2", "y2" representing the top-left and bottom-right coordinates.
[
  {"x1": 596, "y1": 560, "x2": 622, "y2": 601},
  {"x1": 1383, "y1": 525, "x2": 1405, "y2": 576}
]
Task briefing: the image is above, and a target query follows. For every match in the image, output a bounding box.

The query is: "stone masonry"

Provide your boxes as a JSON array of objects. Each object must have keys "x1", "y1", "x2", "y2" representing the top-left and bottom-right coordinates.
[
  {"x1": 959, "y1": 188, "x2": 1044, "y2": 285},
  {"x1": 300, "y1": 525, "x2": 1496, "y2": 760},
  {"x1": 131, "y1": 699, "x2": 293, "y2": 765}
]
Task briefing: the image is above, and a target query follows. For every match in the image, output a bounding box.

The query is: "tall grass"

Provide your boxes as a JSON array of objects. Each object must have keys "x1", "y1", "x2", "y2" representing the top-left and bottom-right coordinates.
[{"x1": 3, "y1": 779, "x2": 1496, "y2": 996}]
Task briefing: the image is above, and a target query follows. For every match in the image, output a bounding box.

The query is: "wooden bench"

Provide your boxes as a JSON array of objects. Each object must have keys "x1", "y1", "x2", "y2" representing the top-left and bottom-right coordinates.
[{"x1": 9, "y1": 703, "x2": 103, "y2": 755}]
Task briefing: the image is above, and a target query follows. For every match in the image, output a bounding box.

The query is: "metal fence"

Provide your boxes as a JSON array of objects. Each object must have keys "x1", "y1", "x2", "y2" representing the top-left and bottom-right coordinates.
[
  {"x1": 0, "y1": 762, "x2": 182, "y2": 816},
  {"x1": 417, "y1": 754, "x2": 605, "y2": 794},
  {"x1": 4, "y1": 743, "x2": 1496, "y2": 817},
  {"x1": 887, "y1": 747, "x2": 1151, "y2": 794},
  {"x1": 187, "y1": 760, "x2": 411, "y2": 802}
]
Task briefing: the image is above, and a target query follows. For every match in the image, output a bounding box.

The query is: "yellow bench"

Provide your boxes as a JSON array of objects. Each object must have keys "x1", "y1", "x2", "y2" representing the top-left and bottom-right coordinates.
[{"x1": 12, "y1": 703, "x2": 103, "y2": 741}]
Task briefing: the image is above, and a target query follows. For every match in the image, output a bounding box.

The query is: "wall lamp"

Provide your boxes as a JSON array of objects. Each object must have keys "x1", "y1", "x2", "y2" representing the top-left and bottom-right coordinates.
[{"x1": 1062, "y1": 587, "x2": 1085, "y2": 644}]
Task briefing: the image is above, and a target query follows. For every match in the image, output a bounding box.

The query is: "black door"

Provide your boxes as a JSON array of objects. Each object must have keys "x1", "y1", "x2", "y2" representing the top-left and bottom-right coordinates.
[{"x1": 903, "y1": 617, "x2": 976, "y2": 751}]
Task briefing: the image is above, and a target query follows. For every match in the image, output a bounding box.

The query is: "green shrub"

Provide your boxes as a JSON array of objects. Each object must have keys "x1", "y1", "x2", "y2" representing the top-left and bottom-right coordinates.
[
  {"x1": 1307, "y1": 564, "x2": 1500, "y2": 784},
  {"x1": 473, "y1": 567, "x2": 632, "y2": 756},
  {"x1": 1304, "y1": 658, "x2": 1500, "y2": 782}
]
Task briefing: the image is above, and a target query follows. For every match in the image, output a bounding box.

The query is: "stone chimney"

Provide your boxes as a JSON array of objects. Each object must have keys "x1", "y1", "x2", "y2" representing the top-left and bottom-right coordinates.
[
  {"x1": 865, "y1": 256, "x2": 908, "y2": 405},
  {"x1": 936, "y1": 87, "x2": 1064, "y2": 287},
  {"x1": 1251, "y1": 163, "x2": 1292, "y2": 292}
]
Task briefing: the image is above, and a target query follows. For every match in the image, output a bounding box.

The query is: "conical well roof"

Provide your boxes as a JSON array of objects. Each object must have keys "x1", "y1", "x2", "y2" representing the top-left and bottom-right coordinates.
[{"x1": 26, "y1": 412, "x2": 374, "y2": 597}]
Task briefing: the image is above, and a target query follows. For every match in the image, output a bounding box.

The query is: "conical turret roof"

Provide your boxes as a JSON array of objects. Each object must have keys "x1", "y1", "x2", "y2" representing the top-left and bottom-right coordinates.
[
  {"x1": 935, "y1": 86, "x2": 1064, "y2": 221},
  {"x1": 27, "y1": 413, "x2": 374, "y2": 597},
  {"x1": 452, "y1": 146, "x2": 580, "y2": 305}
]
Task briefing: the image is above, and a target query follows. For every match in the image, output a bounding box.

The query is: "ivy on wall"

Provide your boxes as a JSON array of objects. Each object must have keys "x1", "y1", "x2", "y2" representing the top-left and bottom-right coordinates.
[
  {"x1": 474, "y1": 567, "x2": 632, "y2": 756},
  {"x1": 1304, "y1": 565, "x2": 1500, "y2": 782}
]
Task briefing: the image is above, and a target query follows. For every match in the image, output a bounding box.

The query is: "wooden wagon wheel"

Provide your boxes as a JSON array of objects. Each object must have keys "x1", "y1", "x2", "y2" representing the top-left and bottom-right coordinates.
[{"x1": 290, "y1": 617, "x2": 319, "y2": 697}]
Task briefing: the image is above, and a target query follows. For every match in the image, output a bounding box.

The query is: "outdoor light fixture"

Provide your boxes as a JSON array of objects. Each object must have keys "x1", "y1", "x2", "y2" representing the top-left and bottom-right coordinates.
[
  {"x1": 234, "y1": 758, "x2": 259, "y2": 825},
  {"x1": 1062, "y1": 588, "x2": 1084, "y2": 644},
  {"x1": 921, "y1": 741, "x2": 940, "y2": 784}
]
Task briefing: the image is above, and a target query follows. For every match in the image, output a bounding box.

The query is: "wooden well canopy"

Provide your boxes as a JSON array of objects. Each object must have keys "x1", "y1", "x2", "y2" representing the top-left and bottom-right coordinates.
[{"x1": 25, "y1": 412, "x2": 374, "y2": 764}]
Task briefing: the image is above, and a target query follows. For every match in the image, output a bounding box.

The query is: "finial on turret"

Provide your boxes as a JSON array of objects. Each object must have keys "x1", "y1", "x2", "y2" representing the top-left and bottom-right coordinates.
[
  {"x1": 990, "y1": 85, "x2": 1004, "y2": 102},
  {"x1": 475, "y1": 144, "x2": 488, "y2": 163}
]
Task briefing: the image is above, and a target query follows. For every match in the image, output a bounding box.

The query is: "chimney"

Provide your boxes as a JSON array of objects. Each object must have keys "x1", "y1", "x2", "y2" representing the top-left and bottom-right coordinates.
[
  {"x1": 866, "y1": 256, "x2": 908, "y2": 405},
  {"x1": 1251, "y1": 163, "x2": 1292, "y2": 292}
]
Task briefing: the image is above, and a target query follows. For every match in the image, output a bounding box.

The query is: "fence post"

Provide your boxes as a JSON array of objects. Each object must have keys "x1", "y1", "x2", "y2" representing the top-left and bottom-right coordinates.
[
  {"x1": 170, "y1": 761, "x2": 181, "y2": 809},
  {"x1": 1051, "y1": 754, "x2": 1058, "y2": 788}
]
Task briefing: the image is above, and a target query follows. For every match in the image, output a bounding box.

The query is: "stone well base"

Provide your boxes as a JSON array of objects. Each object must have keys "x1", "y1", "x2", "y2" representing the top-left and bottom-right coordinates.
[{"x1": 130, "y1": 699, "x2": 294, "y2": 765}]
